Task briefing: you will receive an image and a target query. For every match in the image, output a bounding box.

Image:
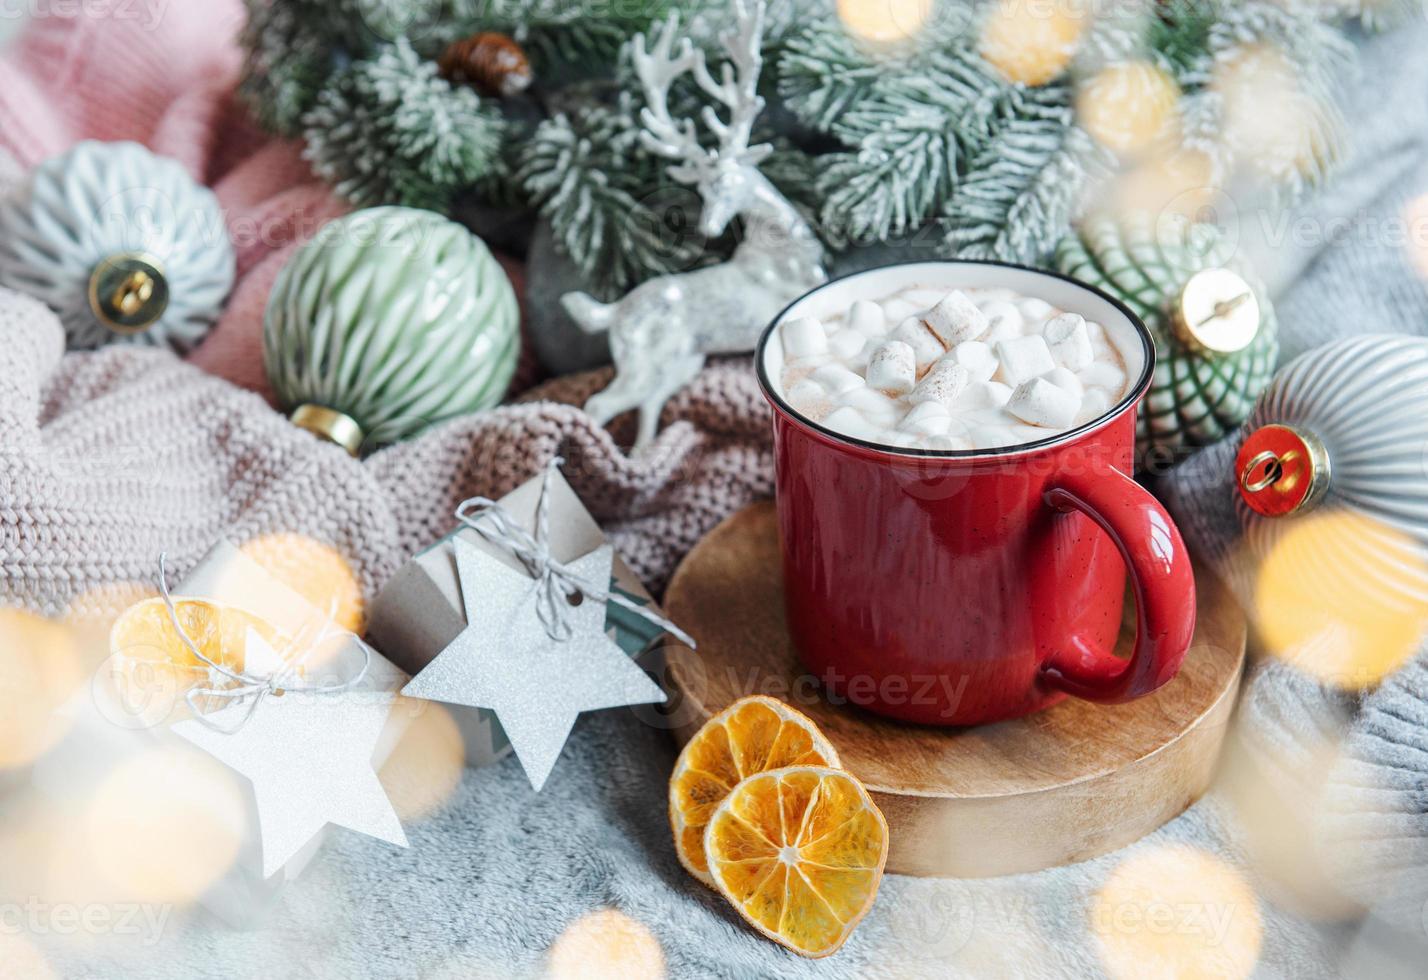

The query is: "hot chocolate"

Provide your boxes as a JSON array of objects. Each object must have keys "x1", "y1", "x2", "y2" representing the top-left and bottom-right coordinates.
[{"x1": 773, "y1": 285, "x2": 1136, "y2": 451}]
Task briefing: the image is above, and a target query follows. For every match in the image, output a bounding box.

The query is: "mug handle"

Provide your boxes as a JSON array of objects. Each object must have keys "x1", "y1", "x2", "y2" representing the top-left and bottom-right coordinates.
[{"x1": 1039, "y1": 465, "x2": 1197, "y2": 703}]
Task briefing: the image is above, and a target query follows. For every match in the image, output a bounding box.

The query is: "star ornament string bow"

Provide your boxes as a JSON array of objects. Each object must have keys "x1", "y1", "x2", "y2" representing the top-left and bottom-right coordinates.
[
  {"x1": 153, "y1": 552, "x2": 408, "y2": 878},
  {"x1": 455, "y1": 457, "x2": 697, "y2": 650},
  {"x1": 402, "y1": 457, "x2": 693, "y2": 791},
  {"x1": 155, "y1": 553, "x2": 373, "y2": 733}
]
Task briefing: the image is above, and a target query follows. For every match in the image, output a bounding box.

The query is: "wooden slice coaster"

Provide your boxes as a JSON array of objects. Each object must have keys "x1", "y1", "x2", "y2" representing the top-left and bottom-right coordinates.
[{"x1": 662, "y1": 502, "x2": 1246, "y2": 878}]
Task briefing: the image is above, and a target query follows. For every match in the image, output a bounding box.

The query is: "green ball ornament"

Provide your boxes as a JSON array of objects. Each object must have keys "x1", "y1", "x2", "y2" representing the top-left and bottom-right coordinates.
[
  {"x1": 264, "y1": 207, "x2": 519, "y2": 454},
  {"x1": 1056, "y1": 213, "x2": 1279, "y2": 467}
]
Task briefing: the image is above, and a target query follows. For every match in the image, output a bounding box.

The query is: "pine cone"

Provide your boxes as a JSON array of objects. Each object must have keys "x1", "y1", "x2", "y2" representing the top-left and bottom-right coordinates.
[{"x1": 438, "y1": 32, "x2": 533, "y2": 99}]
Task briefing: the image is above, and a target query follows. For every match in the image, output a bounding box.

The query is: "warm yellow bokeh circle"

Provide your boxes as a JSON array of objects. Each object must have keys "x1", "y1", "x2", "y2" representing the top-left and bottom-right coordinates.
[
  {"x1": 547, "y1": 909, "x2": 667, "y2": 980},
  {"x1": 1078, "y1": 61, "x2": 1181, "y2": 155},
  {"x1": 1254, "y1": 509, "x2": 1428, "y2": 689},
  {"x1": 836, "y1": 0, "x2": 934, "y2": 45},
  {"x1": 980, "y1": 0, "x2": 1086, "y2": 86},
  {"x1": 1092, "y1": 845, "x2": 1263, "y2": 980},
  {"x1": 0, "y1": 609, "x2": 83, "y2": 770},
  {"x1": 240, "y1": 533, "x2": 366, "y2": 634},
  {"x1": 85, "y1": 745, "x2": 247, "y2": 905}
]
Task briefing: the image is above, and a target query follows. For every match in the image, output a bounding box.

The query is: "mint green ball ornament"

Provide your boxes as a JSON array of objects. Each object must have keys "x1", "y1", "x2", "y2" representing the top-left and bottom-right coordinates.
[
  {"x1": 1056, "y1": 213, "x2": 1278, "y2": 469},
  {"x1": 265, "y1": 207, "x2": 518, "y2": 453}
]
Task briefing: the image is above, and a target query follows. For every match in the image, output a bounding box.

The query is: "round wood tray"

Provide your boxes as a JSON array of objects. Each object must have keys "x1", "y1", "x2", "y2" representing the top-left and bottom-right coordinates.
[{"x1": 662, "y1": 502, "x2": 1245, "y2": 878}]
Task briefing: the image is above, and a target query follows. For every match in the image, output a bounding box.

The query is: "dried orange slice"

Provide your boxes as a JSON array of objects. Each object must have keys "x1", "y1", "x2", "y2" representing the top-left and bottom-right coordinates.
[
  {"x1": 705, "y1": 766, "x2": 888, "y2": 958},
  {"x1": 110, "y1": 597, "x2": 282, "y2": 677},
  {"x1": 670, "y1": 696, "x2": 840, "y2": 886}
]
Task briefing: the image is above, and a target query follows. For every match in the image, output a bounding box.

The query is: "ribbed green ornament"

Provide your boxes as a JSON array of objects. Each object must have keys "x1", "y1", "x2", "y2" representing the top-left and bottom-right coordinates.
[
  {"x1": 264, "y1": 207, "x2": 518, "y2": 453},
  {"x1": 1056, "y1": 213, "x2": 1279, "y2": 466}
]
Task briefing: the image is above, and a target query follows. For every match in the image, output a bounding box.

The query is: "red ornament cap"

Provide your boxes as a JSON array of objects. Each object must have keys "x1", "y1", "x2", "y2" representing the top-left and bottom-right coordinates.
[{"x1": 1235, "y1": 423, "x2": 1332, "y2": 518}]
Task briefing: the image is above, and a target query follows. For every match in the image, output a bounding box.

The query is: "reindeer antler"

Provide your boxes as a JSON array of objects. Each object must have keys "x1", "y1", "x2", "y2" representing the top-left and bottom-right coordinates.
[{"x1": 631, "y1": 0, "x2": 772, "y2": 185}]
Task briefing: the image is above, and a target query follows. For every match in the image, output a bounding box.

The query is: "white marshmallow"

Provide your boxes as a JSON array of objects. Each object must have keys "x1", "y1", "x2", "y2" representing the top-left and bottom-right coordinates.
[
  {"x1": 1045, "y1": 366, "x2": 1084, "y2": 397},
  {"x1": 1043, "y1": 313, "x2": 1094, "y2": 371},
  {"x1": 849, "y1": 300, "x2": 887, "y2": 337},
  {"x1": 981, "y1": 300, "x2": 1025, "y2": 342},
  {"x1": 995, "y1": 335, "x2": 1056, "y2": 386},
  {"x1": 781, "y1": 316, "x2": 827, "y2": 358},
  {"x1": 1076, "y1": 388, "x2": 1113, "y2": 425},
  {"x1": 921, "y1": 290, "x2": 990, "y2": 346},
  {"x1": 786, "y1": 379, "x2": 828, "y2": 417},
  {"x1": 811, "y1": 363, "x2": 865, "y2": 396},
  {"x1": 1007, "y1": 377, "x2": 1080, "y2": 428},
  {"x1": 828, "y1": 329, "x2": 866, "y2": 361},
  {"x1": 910, "y1": 362, "x2": 970, "y2": 409},
  {"x1": 866, "y1": 341, "x2": 917, "y2": 395},
  {"x1": 899, "y1": 404, "x2": 954, "y2": 436},
  {"x1": 956, "y1": 380, "x2": 1013, "y2": 410},
  {"x1": 892, "y1": 316, "x2": 947, "y2": 371},
  {"x1": 900, "y1": 399, "x2": 950, "y2": 426},
  {"x1": 822, "y1": 406, "x2": 880, "y2": 440},
  {"x1": 1018, "y1": 297, "x2": 1055, "y2": 322},
  {"x1": 881, "y1": 298, "x2": 919, "y2": 323},
  {"x1": 1079, "y1": 361, "x2": 1128, "y2": 391},
  {"x1": 839, "y1": 386, "x2": 899, "y2": 425},
  {"x1": 944, "y1": 340, "x2": 998, "y2": 382}
]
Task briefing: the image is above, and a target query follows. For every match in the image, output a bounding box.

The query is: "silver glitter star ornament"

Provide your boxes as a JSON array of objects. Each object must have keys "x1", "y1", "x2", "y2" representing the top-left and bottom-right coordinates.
[
  {"x1": 403, "y1": 537, "x2": 667, "y2": 791},
  {"x1": 173, "y1": 631, "x2": 409, "y2": 878}
]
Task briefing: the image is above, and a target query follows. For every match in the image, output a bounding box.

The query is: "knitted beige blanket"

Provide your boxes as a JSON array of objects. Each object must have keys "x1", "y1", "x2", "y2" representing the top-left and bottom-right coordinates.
[{"x1": 0, "y1": 287, "x2": 772, "y2": 619}]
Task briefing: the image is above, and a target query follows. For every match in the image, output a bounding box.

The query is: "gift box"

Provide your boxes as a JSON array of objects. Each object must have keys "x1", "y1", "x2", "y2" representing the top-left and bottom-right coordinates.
[
  {"x1": 368, "y1": 467, "x2": 668, "y2": 770},
  {"x1": 33, "y1": 541, "x2": 412, "y2": 928}
]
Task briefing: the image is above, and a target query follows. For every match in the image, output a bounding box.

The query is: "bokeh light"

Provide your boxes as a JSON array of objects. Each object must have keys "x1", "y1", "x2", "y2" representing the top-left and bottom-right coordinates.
[
  {"x1": 836, "y1": 0, "x2": 934, "y2": 45},
  {"x1": 980, "y1": 0, "x2": 1086, "y2": 86},
  {"x1": 240, "y1": 533, "x2": 366, "y2": 635},
  {"x1": 1091, "y1": 845, "x2": 1262, "y2": 980},
  {"x1": 1254, "y1": 510, "x2": 1428, "y2": 689},
  {"x1": 1078, "y1": 61, "x2": 1180, "y2": 156},
  {"x1": 61, "y1": 581, "x2": 158, "y2": 673},
  {"x1": 1217, "y1": 720, "x2": 1360, "y2": 921},
  {"x1": 0, "y1": 609, "x2": 83, "y2": 770},
  {"x1": 378, "y1": 699, "x2": 465, "y2": 821},
  {"x1": 1401, "y1": 193, "x2": 1428, "y2": 281},
  {"x1": 547, "y1": 908, "x2": 667, "y2": 980},
  {"x1": 1109, "y1": 146, "x2": 1219, "y2": 218},
  {"x1": 84, "y1": 745, "x2": 246, "y2": 905},
  {"x1": 1213, "y1": 44, "x2": 1336, "y2": 183}
]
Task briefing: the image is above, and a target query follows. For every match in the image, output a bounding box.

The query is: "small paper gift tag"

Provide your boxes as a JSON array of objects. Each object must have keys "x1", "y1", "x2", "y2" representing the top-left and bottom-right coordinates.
[{"x1": 368, "y1": 466, "x2": 672, "y2": 779}]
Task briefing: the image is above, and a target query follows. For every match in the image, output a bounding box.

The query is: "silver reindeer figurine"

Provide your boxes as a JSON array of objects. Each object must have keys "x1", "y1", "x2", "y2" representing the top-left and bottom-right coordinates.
[{"x1": 561, "y1": 0, "x2": 827, "y2": 450}]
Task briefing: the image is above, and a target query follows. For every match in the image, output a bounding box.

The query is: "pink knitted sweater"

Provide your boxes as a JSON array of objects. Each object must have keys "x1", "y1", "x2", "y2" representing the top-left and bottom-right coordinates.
[{"x1": 0, "y1": 6, "x2": 774, "y2": 613}]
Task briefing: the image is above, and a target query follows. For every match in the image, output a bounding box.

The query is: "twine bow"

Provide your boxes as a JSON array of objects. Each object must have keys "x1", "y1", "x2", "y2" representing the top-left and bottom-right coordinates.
[
  {"x1": 454, "y1": 457, "x2": 697, "y2": 649},
  {"x1": 156, "y1": 553, "x2": 373, "y2": 734}
]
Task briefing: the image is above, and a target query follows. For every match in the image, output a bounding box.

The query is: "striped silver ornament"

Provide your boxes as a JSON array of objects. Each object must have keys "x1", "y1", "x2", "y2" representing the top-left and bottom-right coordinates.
[
  {"x1": 1235, "y1": 334, "x2": 1428, "y2": 613},
  {"x1": 264, "y1": 207, "x2": 519, "y2": 454},
  {"x1": 0, "y1": 141, "x2": 234, "y2": 352},
  {"x1": 1237, "y1": 334, "x2": 1428, "y2": 540}
]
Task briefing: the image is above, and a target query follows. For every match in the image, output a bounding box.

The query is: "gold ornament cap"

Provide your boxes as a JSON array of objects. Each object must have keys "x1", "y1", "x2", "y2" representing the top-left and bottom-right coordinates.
[
  {"x1": 1236, "y1": 423, "x2": 1331, "y2": 518},
  {"x1": 290, "y1": 404, "x2": 365, "y2": 457},
  {"x1": 88, "y1": 252, "x2": 170, "y2": 335},
  {"x1": 1171, "y1": 268, "x2": 1260, "y2": 354}
]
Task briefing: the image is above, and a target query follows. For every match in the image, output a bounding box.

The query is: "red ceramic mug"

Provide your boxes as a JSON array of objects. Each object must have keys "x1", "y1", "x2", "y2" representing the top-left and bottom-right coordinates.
[{"x1": 756, "y1": 261, "x2": 1196, "y2": 726}]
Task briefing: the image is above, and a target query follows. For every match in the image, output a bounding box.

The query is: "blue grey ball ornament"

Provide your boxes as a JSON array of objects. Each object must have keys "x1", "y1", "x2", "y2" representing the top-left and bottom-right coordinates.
[{"x1": 0, "y1": 141, "x2": 234, "y2": 352}]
